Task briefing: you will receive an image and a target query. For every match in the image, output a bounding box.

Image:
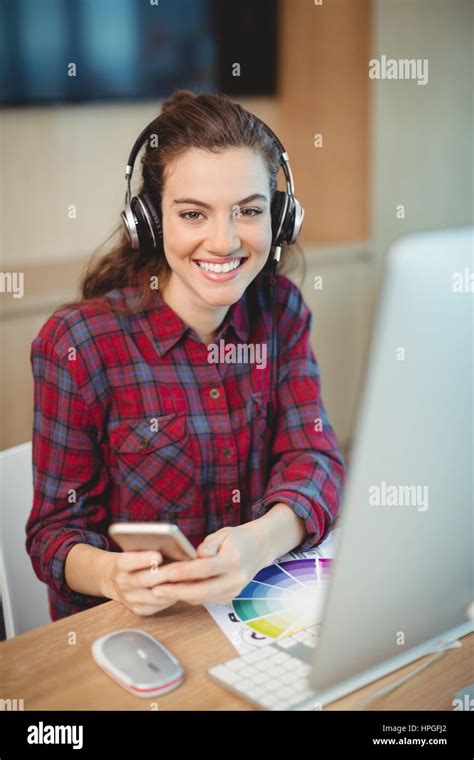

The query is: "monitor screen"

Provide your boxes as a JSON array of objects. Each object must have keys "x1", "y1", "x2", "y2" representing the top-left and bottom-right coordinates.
[{"x1": 0, "y1": 0, "x2": 279, "y2": 106}]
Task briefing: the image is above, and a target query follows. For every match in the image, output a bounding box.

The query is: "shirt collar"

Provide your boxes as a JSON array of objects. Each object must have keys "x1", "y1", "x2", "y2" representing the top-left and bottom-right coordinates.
[{"x1": 132, "y1": 285, "x2": 250, "y2": 356}]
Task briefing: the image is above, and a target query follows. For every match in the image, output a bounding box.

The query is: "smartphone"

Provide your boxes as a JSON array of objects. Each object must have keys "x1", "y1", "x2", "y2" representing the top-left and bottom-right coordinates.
[{"x1": 108, "y1": 522, "x2": 197, "y2": 562}]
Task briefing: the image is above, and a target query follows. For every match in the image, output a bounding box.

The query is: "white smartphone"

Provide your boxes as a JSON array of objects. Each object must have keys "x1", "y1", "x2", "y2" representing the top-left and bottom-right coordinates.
[{"x1": 108, "y1": 522, "x2": 197, "y2": 562}]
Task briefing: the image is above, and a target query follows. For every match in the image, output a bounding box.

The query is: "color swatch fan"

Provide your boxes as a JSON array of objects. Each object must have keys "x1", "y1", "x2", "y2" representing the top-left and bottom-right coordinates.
[{"x1": 229, "y1": 558, "x2": 332, "y2": 641}]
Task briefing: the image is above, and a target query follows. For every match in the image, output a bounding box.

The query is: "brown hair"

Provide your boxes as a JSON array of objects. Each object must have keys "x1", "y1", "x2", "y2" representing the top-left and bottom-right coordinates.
[{"x1": 56, "y1": 89, "x2": 305, "y2": 316}]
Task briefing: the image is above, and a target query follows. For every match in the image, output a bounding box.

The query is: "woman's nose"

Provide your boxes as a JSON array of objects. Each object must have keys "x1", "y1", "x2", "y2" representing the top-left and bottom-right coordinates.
[{"x1": 205, "y1": 214, "x2": 240, "y2": 254}]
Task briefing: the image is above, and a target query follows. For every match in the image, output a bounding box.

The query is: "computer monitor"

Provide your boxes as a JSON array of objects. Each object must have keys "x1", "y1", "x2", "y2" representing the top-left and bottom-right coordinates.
[{"x1": 308, "y1": 227, "x2": 473, "y2": 704}]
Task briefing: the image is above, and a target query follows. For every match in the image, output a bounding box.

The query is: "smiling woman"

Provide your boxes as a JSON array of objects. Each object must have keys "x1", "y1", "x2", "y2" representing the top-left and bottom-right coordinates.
[
  {"x1": 25, "y1": 89, "x2": 346, "y2": 622},
  {"x1": 158, "y1": 145, "x2": 273, "y2": 334}
]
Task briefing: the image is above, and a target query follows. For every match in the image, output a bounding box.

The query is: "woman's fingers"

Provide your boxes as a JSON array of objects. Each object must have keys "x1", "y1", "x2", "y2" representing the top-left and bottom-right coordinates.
[
  {"x1": 125, "y1": 564, "x2": 171, "y2": 590},
  {"x1": 148, "y1": 555, "x2": 230, "y2": 586},
  {"x1": 124, "y1": 588, "x2": 176, "y2": 614},
  {"x1": 131, "y1": 605, "x2": 165, "y2": 616},
  {"x1": 151, "y1": 571, "x2": 246, "y2": 605},
  {"x1": 116, "y1": 551, "x2": 163, "y2": 573}
]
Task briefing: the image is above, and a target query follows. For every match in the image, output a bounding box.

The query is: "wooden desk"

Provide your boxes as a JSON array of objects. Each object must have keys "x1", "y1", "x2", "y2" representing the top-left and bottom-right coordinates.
[{"x1": 1, "y1": 600, "x2": 472, "y2": 710}]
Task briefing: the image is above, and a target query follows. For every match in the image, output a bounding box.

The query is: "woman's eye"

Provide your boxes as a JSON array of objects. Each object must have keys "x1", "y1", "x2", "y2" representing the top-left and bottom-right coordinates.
[
  {"x1": 238, "y1": 208, "x2": 263, "y2": 218},
  {"x1": 180, "y1": 211, "x2": 205, "y2": 221},
  {"x1": 179, "y1": 208, "x2": 263, "y2": 222}
]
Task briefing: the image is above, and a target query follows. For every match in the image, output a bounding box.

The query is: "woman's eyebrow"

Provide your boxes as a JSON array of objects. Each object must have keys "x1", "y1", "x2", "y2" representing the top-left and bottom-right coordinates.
[{"x1": 172, "y1": 193, "x2": 268, "y2": 210}]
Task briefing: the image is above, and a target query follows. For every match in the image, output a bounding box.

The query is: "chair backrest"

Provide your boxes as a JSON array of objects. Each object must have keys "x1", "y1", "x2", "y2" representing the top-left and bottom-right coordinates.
[{"x1": 0, "y1": 441, "x2": 50, "y2": 637}]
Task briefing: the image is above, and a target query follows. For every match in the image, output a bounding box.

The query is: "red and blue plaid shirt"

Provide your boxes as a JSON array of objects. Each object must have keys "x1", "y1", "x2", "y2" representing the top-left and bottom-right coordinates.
[{"x1": 26, "y1": 271, "x2": 346, "y2": 621}]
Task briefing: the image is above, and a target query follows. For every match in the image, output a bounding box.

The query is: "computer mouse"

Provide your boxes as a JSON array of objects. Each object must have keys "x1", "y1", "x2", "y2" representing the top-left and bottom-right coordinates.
[{"x1": 92, "y1": 629, "x2": 184, "y2": 698}]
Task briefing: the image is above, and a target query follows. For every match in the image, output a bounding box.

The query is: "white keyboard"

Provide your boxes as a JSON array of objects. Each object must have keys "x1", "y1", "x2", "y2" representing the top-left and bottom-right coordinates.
[{"x1": 207, "y1": 625, "x2": 322, "y2": 711}]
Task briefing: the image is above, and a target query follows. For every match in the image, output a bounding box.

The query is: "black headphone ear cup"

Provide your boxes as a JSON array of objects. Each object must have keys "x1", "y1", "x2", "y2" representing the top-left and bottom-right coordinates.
[
  {"x1": 270, "y1": 191, "x2": 289, "y2": 246},
  {"x1": 129, "y1": 197, "x2": 146, "y2": 250},
  {"x1": 131, "y1": 193, "x2": 162, "y2": 251},
  {"x1": 141, "y1": 191, "x2": 163, "y2": 242}
]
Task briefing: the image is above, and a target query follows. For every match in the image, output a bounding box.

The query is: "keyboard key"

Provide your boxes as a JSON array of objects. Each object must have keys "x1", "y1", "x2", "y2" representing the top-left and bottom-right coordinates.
[
  {"x1": 273, "y1": 652, "x2": 291, "y2": 664},
  {"x1": 247, "y1": 686, "x2": 266, "y2": 700},
  {"x1": 252, "y1": 671, "x2": 268, "y2": 685},
  {"x1": 279, "y1": 656, "x2": 296, "y2": 670},
  {"x1": 279, "y1": 672, "x2": 297, "y2": 686},
  {"x1": 244, "y1": 649, "x2": 270, "y2": 663},
  {"x1": 278, "y1": 685, "x2": 298, "y2": 700},
  {"x1": 209, "y1": 666, "x2": 239, "y2": 685},
  {"x1": 238, "y1": 666, "x2": 258, "y2": 680},
  {"x1": 265, "y1": 678, "x2": 287, "y2": 691},
  {"x1": 225, "y1": 658, "x2": 245, "y2": 672},
  {"x1": 234, "y1": 678, "x2": 255, "y2": 692},
  {"x1": 290, "y1": 659, "x2": 306, "y2": 671},
  {"x1": 254, "y1": 660, "x2": 274, "y2": 673},
  {"x1": 253, "y1": 646, "x2": 275, "y2": 659},
  {"x1": 276, "y1": 637, "x2": 299, "y2": 649}
]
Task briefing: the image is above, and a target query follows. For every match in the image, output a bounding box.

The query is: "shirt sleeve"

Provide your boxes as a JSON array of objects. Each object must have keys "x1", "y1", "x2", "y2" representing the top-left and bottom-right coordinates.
[
  {"x1": 251, "y1": 291, "x2": 347, "y2": 552},
  {"x1": 25, "y1": 335, "x2": 114, "y2": 606}
]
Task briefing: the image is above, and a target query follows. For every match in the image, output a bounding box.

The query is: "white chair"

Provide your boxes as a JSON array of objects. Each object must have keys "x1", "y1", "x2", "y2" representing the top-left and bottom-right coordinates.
[{"x1": 0, "y1": 442, "x2": 50, "y2": 638}]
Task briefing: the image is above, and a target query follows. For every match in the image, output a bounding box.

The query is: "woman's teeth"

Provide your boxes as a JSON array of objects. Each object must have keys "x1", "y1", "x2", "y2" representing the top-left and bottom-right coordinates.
[{"x1": 196, "y1": 259, "x2": 243, "y2": 273}]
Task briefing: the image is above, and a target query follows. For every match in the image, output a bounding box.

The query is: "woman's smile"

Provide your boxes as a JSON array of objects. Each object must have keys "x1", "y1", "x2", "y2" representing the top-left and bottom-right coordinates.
[{"x1": 192, "y1": 255, "x2": 248, "y2": 282}]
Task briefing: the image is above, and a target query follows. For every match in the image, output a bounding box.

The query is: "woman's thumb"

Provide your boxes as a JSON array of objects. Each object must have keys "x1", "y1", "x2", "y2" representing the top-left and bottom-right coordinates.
[{"x1": 198, "y1": 530, "x2": 227, "y2": 556}]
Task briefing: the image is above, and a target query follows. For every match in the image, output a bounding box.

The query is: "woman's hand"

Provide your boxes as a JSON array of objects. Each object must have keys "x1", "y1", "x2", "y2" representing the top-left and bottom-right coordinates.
[
  {"x1": 149, "y1": 524, "x2": 267, "y2": 606},
  {"x1": 104, "y1": 550, "x2": 179, "y2": 616}
]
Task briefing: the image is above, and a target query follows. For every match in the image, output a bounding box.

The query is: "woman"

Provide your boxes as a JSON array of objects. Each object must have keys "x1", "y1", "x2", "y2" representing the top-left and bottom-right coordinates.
[{"x1": 26, "y1": 90, "x2": 346, "y2": 621}]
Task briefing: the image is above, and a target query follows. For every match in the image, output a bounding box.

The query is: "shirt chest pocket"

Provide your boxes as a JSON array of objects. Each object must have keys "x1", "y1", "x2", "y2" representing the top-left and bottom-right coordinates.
[
  {"x1": 109, "y1": 414, "x2": 195, "y2": 518},
  {"x1": 234, "y1": 391, "x2": 270, "y2": 479}
]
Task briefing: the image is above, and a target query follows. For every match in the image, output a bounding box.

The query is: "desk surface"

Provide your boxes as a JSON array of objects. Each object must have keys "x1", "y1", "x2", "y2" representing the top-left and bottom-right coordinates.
[{"x1": 1, "y1": 601, "x2": 472, "y2": 710}]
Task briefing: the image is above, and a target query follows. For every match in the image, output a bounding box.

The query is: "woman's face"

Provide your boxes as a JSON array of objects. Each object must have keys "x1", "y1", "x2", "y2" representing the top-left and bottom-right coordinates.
[{"x1": 160, "y1": 147, "x2": 273, "y2": 308}]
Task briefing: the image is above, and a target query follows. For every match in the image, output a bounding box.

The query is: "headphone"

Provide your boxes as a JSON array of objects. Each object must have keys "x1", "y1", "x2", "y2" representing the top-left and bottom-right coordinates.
[{"x1": 120, "y1": 114, "x2": 304, "y2": 476}]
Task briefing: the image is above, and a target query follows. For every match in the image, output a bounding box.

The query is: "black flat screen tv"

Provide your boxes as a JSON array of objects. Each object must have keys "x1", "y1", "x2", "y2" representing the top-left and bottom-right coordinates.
[{"x1": 0, "y1": 0, "x2": 279, "y2": 106}]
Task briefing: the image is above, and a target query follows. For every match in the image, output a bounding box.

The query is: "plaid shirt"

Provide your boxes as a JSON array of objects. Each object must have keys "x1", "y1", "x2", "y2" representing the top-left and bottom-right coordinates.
[{"x1": 26, "y1": 271, "x2": 346, "y2": 621}]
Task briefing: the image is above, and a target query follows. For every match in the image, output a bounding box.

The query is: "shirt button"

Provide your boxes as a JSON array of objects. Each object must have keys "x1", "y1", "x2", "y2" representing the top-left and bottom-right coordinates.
[
  {"x1": 210, "y1": 388, "x2": 220, "y2": 399},
  {"x1": 222, "y1": 447, "x2": 232, "y2": 458}
]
